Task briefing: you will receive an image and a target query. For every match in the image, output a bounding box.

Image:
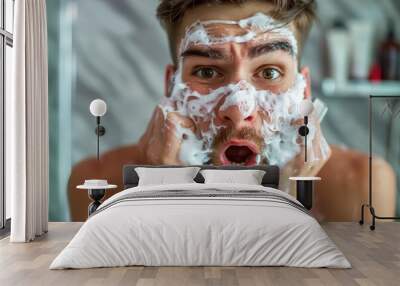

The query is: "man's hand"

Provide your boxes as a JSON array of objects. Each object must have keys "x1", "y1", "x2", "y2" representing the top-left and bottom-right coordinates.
[{"x1": 138, "y1": 106, "x2": 195, "y2": 165}]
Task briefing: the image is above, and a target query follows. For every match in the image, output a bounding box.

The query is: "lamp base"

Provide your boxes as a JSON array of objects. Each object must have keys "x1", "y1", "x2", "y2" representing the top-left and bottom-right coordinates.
[
  {"x1": 88, "y1": 189, "x2": 106, "y2": 216},
  {"x1": 298, "y1": 125, "x2": 309, "y2": 136},
  {"x1": 296, "y1": 180, "x2": 313, "y2": 210},
  {"x1": 95, "y1": 125, "x2": 106, "y2": 136}
]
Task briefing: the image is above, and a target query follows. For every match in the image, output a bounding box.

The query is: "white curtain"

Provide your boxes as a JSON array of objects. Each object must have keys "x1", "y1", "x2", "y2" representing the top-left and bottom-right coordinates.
[{"x1": 7, "y1": 0, "x2": 49, "y2": 242}]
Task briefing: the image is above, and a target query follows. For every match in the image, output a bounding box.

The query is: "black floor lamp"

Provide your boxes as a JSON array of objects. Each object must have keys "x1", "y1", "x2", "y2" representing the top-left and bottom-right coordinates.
[{"x1": 359, "y1": 95, "x2": 400, "y2": 230}]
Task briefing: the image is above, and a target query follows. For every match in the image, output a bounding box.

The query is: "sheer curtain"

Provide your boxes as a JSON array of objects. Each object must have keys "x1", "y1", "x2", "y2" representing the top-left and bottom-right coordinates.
[{"x1": 7, "y1": 0, "x2": 49, "y2": 242}]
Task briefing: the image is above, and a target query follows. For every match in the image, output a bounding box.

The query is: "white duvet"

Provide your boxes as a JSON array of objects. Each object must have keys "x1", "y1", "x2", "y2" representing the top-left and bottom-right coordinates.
[{"x1": 50, "y1": 183, "x2": 350, "y2": 269}]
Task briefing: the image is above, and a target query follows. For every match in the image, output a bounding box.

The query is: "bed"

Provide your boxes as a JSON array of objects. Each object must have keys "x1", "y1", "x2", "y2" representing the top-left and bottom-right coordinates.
[{"x1": 50, "y1": 165, "x2": 350, "y2": 269}]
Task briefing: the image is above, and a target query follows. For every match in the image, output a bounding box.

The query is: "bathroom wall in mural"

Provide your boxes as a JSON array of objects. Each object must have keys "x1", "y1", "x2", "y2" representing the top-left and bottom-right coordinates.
[{"x1": 48, "y1": 0, "x2": 400, "y2": 222}]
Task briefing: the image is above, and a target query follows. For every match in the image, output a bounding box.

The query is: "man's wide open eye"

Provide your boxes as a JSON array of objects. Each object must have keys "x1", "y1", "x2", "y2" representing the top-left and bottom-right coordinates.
[
  {"x1": 192, "y1": 67, "x2": 221, "y2": 79},
  {"x1": 260, "y1": 67, "x2": 282, "y2": 81}
]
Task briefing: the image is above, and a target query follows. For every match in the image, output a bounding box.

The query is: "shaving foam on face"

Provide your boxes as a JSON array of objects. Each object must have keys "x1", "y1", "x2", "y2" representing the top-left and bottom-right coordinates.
[
  {"x1": 180, "y1": 12, "x2": 298, "y2": 57},
  {"x1": 173, "y1": 123, "x2": 210, "y2": 165},
  {"x1": 160, "y1": 69, "x2": 310, "y2": 167},
  {"x1": 158, "y1": 13, "x2": 326, "y2": 166},
  {"x1": 219, "y1": 81, "x2": 257, "y2": 118}
]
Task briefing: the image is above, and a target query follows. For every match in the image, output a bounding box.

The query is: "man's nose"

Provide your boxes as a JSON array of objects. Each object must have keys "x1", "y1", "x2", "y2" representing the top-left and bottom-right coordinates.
[{"x1": 217, "y1": 104, "x2": 258, "y2": 129}]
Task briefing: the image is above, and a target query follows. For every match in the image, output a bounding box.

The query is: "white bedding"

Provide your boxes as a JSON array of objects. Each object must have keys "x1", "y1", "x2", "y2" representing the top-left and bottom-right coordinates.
[{"x1": 50, "y1": 183, "x2": 351, "y2": 269}]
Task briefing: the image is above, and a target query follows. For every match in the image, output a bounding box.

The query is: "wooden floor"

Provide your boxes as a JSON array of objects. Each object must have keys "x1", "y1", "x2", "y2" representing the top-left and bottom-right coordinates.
[{"x1": 0, "y1": 222, "x2": 399, "y2": 286}]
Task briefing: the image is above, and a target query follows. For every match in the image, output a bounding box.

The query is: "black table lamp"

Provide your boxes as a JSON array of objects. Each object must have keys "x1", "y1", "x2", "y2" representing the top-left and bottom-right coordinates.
[
  {"x1": 89, "y1": 99, "x2": 107, "y2": 160},
  {"x1": 298, "y1": 99, "x2": 314, "y2": 162}
]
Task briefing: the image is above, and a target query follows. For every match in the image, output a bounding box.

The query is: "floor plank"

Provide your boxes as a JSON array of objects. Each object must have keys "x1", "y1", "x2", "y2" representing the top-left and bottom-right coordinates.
[{"x1": 0, "y1": 222, "x2": 399, "y2": 286}]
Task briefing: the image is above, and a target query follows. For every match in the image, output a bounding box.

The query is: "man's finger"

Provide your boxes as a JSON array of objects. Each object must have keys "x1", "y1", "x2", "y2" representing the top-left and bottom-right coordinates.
[
  {"x1": 162, "y1": 112, "x2": 196, "y2": 164},
  {"x1": 165, "y1": 112, "x2": 195, "y2": 138}
]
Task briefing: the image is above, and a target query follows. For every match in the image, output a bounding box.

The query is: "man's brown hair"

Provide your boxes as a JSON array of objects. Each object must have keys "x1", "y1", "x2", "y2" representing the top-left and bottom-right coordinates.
[{"x1": 157, "y1": 0, "x2": 317, "y2": 62}]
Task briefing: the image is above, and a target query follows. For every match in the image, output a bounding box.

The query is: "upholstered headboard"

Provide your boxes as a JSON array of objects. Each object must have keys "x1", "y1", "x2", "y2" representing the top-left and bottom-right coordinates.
[{"x1": 123, "y1": 165, "x2": 280, "y2": 189}]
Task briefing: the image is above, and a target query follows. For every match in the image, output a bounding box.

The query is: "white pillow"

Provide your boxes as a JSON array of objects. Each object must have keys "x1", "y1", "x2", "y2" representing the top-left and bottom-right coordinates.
[
  {"x1": 135, "y1": 167, "x2": 200, "y2": 186},
  {"x1": 200, "y1": 169, "x2": 266, "y2": 185}
]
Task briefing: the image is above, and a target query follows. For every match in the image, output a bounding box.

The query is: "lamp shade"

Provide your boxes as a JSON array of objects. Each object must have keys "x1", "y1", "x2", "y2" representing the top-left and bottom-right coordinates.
[
  {"x1": 298, "y1": 99, "x2": 314, "y2": 117},
  {"x1": 89, "y1": 99, "x2": 107, "y2": 117}
]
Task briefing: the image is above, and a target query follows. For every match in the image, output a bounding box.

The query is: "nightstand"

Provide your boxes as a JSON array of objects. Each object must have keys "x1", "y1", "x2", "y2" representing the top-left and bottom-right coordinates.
[
  {"x1": 289, "y1": 177, "x2": 321, "y2": 210},
  {"x1": 77, "y1": 180, "x2": 117, "y2": 216}
]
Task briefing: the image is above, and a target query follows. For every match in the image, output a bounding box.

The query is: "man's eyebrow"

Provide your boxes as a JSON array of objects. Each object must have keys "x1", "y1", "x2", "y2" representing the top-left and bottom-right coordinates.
[
  {"x1": 249, "y1": 40, "x2": 295, "y2": 58},
  {"x1": 180, "y1": 48, "x2": 228, "y2": 60}
]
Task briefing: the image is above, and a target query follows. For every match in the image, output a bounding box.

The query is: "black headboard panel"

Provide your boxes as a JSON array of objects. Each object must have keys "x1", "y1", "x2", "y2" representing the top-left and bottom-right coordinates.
[{"x1": 123, "y1": 165, "x2": 280, "y2": 189}]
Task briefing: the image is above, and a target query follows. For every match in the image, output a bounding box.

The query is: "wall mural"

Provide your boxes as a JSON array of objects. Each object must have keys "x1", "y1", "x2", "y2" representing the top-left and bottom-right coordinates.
[{"x1": 48, "y1": 0, "x2": 399, "y2": 222}]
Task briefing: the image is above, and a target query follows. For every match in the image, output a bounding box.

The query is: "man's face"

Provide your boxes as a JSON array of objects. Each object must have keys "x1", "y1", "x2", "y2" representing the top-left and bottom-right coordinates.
[{"x1": 160, "y1": 4, "x2": 310, "y2": 167}]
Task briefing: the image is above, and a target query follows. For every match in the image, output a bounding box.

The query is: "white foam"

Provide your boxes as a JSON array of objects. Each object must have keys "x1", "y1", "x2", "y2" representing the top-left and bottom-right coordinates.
[
  {"x1": 238, "y1": 13, "x2": 276, "y2": 30},
  {"x1": 257, "y1": 74, "x2": 307, "y2": 167},
  {"x1": 160, "y1": 64, "x2": 312, "y2": 167},
  {"x1": 174, "y1": 123, "x2": 210, "y2": 165},
  {"x1": 219, "y1": 80, "x2": 257, "y2": 118},
  {"x1": 157, "y1": 13, "x2": 327, "y2": 167},
  {"x1": 180, "y1": 13, "x2": 298, "y2": 56}
]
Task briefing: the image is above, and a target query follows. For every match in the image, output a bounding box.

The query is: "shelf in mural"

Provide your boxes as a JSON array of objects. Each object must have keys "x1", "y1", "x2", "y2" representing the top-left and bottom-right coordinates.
[{"x1": 321, "y1": 79, "x2": 400, "y2": 98}]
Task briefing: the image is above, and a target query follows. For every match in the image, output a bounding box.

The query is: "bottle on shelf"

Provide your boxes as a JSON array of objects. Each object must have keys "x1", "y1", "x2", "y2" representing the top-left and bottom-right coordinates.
[
  {"x1": 379, "y1": 23, "x2": 400, "y2": 81},
  {"x1": 326, "y1": 19, "x2": 350, "y2": 85}
]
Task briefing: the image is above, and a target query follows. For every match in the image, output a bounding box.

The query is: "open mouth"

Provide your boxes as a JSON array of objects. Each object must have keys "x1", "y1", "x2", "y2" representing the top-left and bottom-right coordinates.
[{"x1": 220, "y1": 141, "x2": 259, "y2": 166}]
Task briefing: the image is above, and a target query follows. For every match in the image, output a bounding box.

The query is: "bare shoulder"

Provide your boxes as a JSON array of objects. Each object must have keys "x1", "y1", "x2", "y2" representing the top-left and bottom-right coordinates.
[
  {"x1": 321, "y1": 145, "x2": 395, "y2": 178},
  {"x1": 69, "y1": 144, "x2": 144, "y2": 178},
  {"x1": 315, "y1": 145, "x2": 396, "y2": 221}
]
